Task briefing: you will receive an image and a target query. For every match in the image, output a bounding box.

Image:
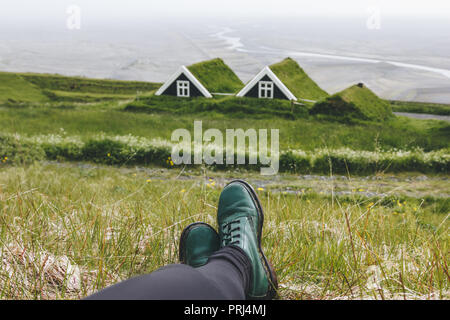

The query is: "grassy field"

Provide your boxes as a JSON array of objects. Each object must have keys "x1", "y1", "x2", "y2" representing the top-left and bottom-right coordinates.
[
  {"x1": 20, "y1": 73, "x2": 161, "y2": 95},
  {"x1": 0, "y1": 163, "x2": 447, "y2": 299},
  {"x1": 0, "y1": 71, "x2": 161, "y2": 105},
  {"x1": 125, "y1": 95, "x2": 306, "y2": 120},
  {"x1": 0, "y1": 70, "x2": 448, "y2": 300},
  {"x1": 0, "y1": 72, "x2": 49, "y2": 103},
  {"x1": 1, "y1": 100, "x2": 449, "y2": 152}
]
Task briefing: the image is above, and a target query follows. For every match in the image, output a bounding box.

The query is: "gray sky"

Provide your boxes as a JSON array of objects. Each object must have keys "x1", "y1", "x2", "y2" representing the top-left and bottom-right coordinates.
[{"x1": 1, "y1": 0, "x2": 450, "y2": 24}]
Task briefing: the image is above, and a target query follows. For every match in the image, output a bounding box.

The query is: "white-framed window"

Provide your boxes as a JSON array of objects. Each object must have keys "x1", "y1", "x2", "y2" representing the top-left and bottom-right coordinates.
[
  {"x1": 258, "y1": 81, "x2": 274, "y2": 99},
  {"x1": 177, "y1": 80, "x2": 190, "y2": 97}
]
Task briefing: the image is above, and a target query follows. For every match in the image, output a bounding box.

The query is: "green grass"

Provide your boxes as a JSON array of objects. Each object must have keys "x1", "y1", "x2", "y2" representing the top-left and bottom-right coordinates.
[
  {"x1": 2, "y1": 132, "x2": 447, "y2": 174},
  {"x1": 21, "y1": 73, "x2": 161, "y2": 95},
  {"x1": 0, "y1": 101, "x2": 449, "y2": 152},
  {"x1": 188, "y1": 58, "x2": 244, "y2": 93},
  {"x1": 125, "y1": 95, "x2": 305, "y2": 119},
  {"x1": 270, "y1": 58, "x2": 329, "y2": 101},
  {"x1": 42, "y1": 90, "x2": 137, "y2": 103},
  {"x1": 0, "y1": 71, "x2": 161, "y2": 104},
  {"x1": 390, "y1": 100, "x2": 450, "y2": 116},
  {"x1": 0, "y1": 68, "x2": 448, "y2": 300},
  {"x1": 0, "y1": 72, "x2": 49, "y2": 103},
  {"x1": 311, "y1": 84, "x2": 393, "y2": 122},
  {"x1": 0, "y1": 163, "x2": 447, "y2": 299},
  {"x1": 339, "y1": 85, "x2": 393, "y2": 120}
]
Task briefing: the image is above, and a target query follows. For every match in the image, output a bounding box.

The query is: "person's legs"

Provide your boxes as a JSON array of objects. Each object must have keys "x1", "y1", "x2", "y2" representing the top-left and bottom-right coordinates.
[
  {"x1": 85, "y1": 246, "x2": 251, "y2": 300},
  {"x1": 195, "y1": 246, "x2": 251, "y2": 300},
  {"x1": 85, "y1": 179, "x2": 278, "y2": 300}
]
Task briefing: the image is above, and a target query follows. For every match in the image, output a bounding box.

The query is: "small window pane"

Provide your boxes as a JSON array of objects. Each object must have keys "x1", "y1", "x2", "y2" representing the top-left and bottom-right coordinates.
[
  {"x1": 177, "y1": 81, "x2": 190, "y2": 97},
  {"x1": 259, "y1": 81, "x2": 274, "y2": 99}
]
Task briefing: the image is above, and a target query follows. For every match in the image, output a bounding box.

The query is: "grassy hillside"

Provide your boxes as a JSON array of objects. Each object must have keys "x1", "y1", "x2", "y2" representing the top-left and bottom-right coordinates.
[
  {"x1": 188, "y1": 58, "x2": 244, "y2": 93},
  {"x1": 0, "y1": 164, "x2": 448, "y2": 299},
  {"x1": 42, "y1": 90, "x2": 137, "y2": 103},
  {"x1": 0, "y1": 72, "x2": 49, "y2": 102},
  {"x1": 21, "y1": 73, "x2": 161, "y2": 95},
  {"x1": 311, "y1": 84, "x2": 393, "y2": 122},
  {"x1": 0, "y1": 71, "x2": 161, "y2": 103},
  {"x1": 270, "y1": 58, "x2": 329, "y2": 101}
]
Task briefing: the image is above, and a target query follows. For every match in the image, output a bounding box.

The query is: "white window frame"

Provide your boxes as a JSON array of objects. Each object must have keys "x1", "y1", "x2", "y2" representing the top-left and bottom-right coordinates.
[
  {"x1": 258, "y1": 81, "x2": 274, "y2": 99},
  {"x1": 177, "y1": 80, "x2": 190, "y2": 97}
]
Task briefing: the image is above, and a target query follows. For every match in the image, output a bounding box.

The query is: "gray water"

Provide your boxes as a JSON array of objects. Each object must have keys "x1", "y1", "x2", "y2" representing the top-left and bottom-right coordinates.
[{"x1": 394, "y1": 112, "x2": 450, "y2": 122}]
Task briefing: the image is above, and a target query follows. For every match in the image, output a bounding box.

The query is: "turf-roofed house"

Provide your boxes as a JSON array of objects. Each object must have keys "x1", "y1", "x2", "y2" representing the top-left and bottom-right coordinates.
[
  {"x1": 310, "y1": 82, "x2": 393, "y2": 121},
  {"x1": 155, "y1": 58, "x2": 243, "y2": 98},
  {"x1": 237, "y1": 58, "x2": 329, "y2": 102}
]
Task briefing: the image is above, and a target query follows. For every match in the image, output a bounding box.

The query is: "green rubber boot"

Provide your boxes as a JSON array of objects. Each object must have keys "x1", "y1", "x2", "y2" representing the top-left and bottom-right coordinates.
[
  {"x1": 217, "y1": 180, "x2": 278, "y2": 300},
  {"x1": 179, "y1": 222, "x2": 220, "y2": 268}
]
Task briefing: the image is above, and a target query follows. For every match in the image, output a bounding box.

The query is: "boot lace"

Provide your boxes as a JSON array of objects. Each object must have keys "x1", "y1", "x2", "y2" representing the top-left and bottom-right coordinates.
[{"x1": 222, "y1": 220, "x2": 241, "y2": 246}]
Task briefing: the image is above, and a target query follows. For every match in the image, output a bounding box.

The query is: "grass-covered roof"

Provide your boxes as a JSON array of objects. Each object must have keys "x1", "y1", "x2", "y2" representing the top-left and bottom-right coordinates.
[
  {"x1": 270, "y1": 58, "x2": 329, "y2": 101},
  {"x1": 339, "y1": 84, "x2": 392, "y2": 120},
  {"x1": 310, "y1": 83, "x2": 393, "y2": 121},
  {"x1": 188, "y1": 58, "x2": 244, "y2": 94}
]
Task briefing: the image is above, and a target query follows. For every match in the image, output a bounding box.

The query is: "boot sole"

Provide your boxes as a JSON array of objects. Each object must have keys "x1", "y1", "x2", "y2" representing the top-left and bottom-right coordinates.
[
  {"x1": 226, "y1": 180, "x2": 279, "y2": 300},
  {"x1": 179, "y1": 222, "x2": 218, "y2": 265}
]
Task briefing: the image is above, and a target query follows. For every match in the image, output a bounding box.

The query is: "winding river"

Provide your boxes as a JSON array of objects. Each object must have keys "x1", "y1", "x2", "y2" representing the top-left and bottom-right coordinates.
[{"x1": 212, "y1": 27, "x2": 450, "y2": 80}]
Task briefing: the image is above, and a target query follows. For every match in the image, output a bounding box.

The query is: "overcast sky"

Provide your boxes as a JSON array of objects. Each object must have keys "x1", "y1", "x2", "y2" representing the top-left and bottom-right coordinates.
[{"x1": 1, "y1": 0, "x2": 450, "y2": 25}]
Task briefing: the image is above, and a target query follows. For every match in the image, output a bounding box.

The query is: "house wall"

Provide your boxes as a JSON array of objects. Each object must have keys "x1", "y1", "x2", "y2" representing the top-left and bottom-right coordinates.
[
  {"x1": 160, "y1": 73, "x2": 204, "y2": 97},
  {"x1": 243, "y1": 75, "x2": 290, "y2": 100}
]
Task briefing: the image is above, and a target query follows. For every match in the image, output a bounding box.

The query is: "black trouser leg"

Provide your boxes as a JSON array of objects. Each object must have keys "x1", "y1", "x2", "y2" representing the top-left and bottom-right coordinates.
[{"x1": 85, "y1": 246, "x2": 251, "y2": 300}]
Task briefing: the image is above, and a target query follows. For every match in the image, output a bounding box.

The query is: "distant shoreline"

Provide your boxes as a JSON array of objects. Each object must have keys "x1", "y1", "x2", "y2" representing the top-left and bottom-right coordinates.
[
  {"x1": 212, "y1": 27, "x2": 450, "y2": 79},
  {"x1": 394, "y1": 112, "x2": 450, "y2": 122}
]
